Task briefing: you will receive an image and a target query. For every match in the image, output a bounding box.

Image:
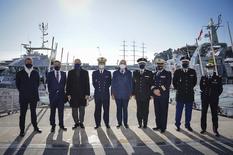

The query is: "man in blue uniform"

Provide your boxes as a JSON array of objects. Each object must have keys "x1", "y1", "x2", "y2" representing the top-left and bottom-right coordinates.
[
  {"x1": 132, "y1": 58, "x2": 153, "y2": 128},
  {"x1": 92, "y1": 57, "x2": 112, "y2": 129},
  {"x1": 112, "y1": 60, "x2": 133, "y2": 128},
  {"x1": 151, "y1": 58, "x2": 172, "y2": 133},
  {"x1": 16, "y1": 57, "x2": 42, "y2": 137},
  {"x1": 47, "y1": 60, "x2": 67, "y2": 132},
  {"x1": 173, "y1": 56, "x2": 197, "y2": 132},
  {"x1": 200, "y1": 61, "x2": 223, "y2": 137}
]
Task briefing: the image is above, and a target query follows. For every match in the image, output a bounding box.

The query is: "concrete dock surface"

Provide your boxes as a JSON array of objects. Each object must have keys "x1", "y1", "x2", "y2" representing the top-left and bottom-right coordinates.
[{"x1": 0, "y1": 99, "x2": 233, "y2": 155}]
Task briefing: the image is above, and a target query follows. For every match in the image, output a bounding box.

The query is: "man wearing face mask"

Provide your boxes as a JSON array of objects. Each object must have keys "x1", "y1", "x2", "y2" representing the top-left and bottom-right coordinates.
[
  {"x1": 111, "y1": 60, "x2": 133, "y2": 128},
  {"x1": 173, "y1": 56, "x2": 197, "y2": 132},
  {"x1": 66, "y1": 59, "x2": 90, "y2": 129},
  {"x1": 16, "y1": 57, "x2": 42, "y2": 137},
  {"x1": 47, "y1": 60, "x2": 67, "y2": 132},
  {"x1": 132, "y1": 58, "x2": 153, "y2": 128},
  {"x1": 151, "y1": 58, "x2": 171, "y2": 133},
  {"x1": 92, "y1": 57, "x2": 112, "y2": 129},
  {"x1": 200, "y1": 61, "x2": 223, "y2": 137}
]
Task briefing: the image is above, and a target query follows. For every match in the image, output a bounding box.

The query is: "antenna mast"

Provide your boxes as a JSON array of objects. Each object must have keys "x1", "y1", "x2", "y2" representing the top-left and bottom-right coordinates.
[{"x1": 39, "y1": 22, "x2": 48, "y2": 48}]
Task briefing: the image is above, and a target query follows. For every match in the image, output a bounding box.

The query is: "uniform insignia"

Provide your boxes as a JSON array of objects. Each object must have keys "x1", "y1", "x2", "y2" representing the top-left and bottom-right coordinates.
[
  {"x1": 144, "y1": 76, "x2": 150, "y2": 78},
  {"x1": 160, "y1": 76, "x2": 166, "y2": 78},
  {"x1": 190, "y1": 74, "x2": 194, "y2": 77}
]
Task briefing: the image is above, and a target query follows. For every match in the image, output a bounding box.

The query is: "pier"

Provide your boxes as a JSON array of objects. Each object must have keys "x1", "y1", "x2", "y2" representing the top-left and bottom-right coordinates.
[{"x1": 0, "y1": 99, "x2": 233, "y2": 155}]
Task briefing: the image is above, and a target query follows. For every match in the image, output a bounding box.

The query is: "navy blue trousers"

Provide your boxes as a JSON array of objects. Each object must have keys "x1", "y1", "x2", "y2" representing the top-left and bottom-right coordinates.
[
  {"x1": 115, "y1": 99, "x2": 129, "y2": 125},
  {"x1": 94, "y1": 98, "x2": 110, "y2": 126},
  {"x1": 175, "y1": 102, "x2": 193, "y2": 128}
]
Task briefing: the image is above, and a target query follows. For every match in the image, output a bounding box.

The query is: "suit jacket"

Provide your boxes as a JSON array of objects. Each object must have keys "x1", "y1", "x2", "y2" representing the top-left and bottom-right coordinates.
[
  {"x1": 152, "y1": 69, "x2": 172, "y2": 98},
  {"x1": 111, "y1": 69, "x2": 133, "y2": 100},
  {"x1": 66, "y1": 68, "x2": 90, "y2": 107},
  {"x1": 92, "y1": 69, "x2": 111, "y2": 100},
  {"x1": 200, "y1": 73, "x2": 223, "y2": 102},
  {"x1": 47, "y1": 70, "x2": 66, "y2": 104},
  {"x1": 133, "y1": 69, "x2": 153, "y2": 101},
  {"x1": 16, "y1": 69, "x2": 40, "y2": 103},
  {"x1": 173, "y1": 68, "x2": 197, "y2": 102}
]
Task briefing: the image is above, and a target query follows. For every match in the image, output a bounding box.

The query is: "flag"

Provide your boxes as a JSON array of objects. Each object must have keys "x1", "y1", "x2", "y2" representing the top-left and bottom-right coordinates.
[{"x1": 198, "y1": 29, "x2": 203, "y2": 40}]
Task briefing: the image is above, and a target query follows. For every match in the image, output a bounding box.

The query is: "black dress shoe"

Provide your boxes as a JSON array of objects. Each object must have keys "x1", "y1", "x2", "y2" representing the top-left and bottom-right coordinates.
[
  {"x1": 124, "y1": 124, "x2": 129, "y2": 128},
  {"x1": 176, "y1": 127, "x2": 180, "y2": 131},
  {"x1": 138, "y1": 125, "x2": 142, "y2": 128},
  {"x1": 186, "y1": 126, "x2": 193, "y2": 132},
  {"x1": 19, "y1": 131, "x2": 25, "y2": 137},
  {"x1": 94, "y1": 126, "x2": 100, "y2": 129},
  {"x1": 153, "y1": 127, "x2": 160, "y2": 131},
  {"x1": 51, "y1": 127, "x2": 55, "y2": 133},
  {"x1": 106, "y1": 125, "x2": 110, "y2": 129},
  {"x1": 72, "y1": 123, "x2": 79, "y2": 130},
  {"x1": 215, "y1": 131, "x2": 220, "y2": 137},
  {"x1": 80, "y1": 123, "x2": 85, "y2": 129},
  {"x1": 60, "y1": 126, "x2": 67, "y2": 131},
  {"x1": 143, "y1": 125, "x2": 147, "y2": 129},
  {"x1": 34, "y1": 128, "x2": 42, "y2": 133},
  {"x1": 160, "y1": 130, "x2": 166, "y2": 133},
  {"x1": 200, "y1": 130, "x2": 206, "y2": 134},
  {"x1": 116, "y1": 124, "x2": 122, "y2": 128}
]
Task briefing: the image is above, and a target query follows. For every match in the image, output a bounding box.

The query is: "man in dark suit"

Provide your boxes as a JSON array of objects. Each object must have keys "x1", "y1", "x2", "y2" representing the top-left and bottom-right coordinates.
[
  {"x1": 132, "y1": 58, "x2": 153, "y2": 129},
  {"x1": 66, "y1": 59, "x2": 90, "y2": 129},
  {"x1": 173, "y1": 56, "x2": 197, "y2": 132},
  {"x1": 16, "y1": 57, "x2": 42, "y2": 137},
  {"x1": 111, "y1": 60, "x2": 133, "y2": 129},
  {"x1": 151, "y1": 58, "x2": 172, "y2": 133},
  {"x1": 200, "y1": 61, "x2": 223, "y2": 137},
  {"x1": 92, "y1": 57, "x2": 111, "y2": 129},
  {"x1": 47, "y1": 60, "x2": 67, "y2": 132}
]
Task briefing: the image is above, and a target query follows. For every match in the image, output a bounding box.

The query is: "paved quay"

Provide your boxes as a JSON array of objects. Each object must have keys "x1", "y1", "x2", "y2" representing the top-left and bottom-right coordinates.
[{"x1": 0, "y1": 99, "x2": 233, "y2": 155}]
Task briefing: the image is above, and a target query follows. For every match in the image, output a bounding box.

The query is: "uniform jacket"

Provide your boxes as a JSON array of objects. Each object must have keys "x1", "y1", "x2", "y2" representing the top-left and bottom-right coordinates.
[
  {"x1": 200, "y1": 73, "x2": 223, "y2": 102},
  {"x1": 111, "y1": 69, "x2": 133, "y2": 100},
  {"x1": 47, "y1": 70, "x2": 66, "y2": 104},
  {"x1": 66, "y1": 68, "x2": 90, "y2": 107},
  {"x1": 16, "y1": 69, "x2": 40, "y2": 103},
  {"x1": 92, "y1": 69, "x2": 111, "y2": 100},
  {"x1": 173, "y1": 68, "x2": 197, "y2": 102},
  {"x1": 152, "y1": 69, "x2": 172, "y2": 98},
  {"x1": 132, "y1": 69, "x2": 153, "y2": 101}
]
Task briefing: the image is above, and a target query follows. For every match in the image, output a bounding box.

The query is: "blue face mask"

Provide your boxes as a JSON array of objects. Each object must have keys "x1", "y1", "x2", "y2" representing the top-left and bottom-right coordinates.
[{"x1": 74, "y1": 64, "x2": 81, "y2": 70}]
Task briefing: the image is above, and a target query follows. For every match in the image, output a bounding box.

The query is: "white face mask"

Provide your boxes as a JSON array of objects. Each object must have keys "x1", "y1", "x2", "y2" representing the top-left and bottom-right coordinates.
[
  {"x1": 119, "y1": 64, "x2": 126, "y2": 69},
  {"x1": 99, "y1": 64, "x2": 105, "y2": 69}
]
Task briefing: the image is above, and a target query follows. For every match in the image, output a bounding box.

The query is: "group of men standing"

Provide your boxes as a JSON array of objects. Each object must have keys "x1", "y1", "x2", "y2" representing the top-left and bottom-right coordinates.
[{"x1": 16, "y1": 55, "x2": 223, "y2": 137}]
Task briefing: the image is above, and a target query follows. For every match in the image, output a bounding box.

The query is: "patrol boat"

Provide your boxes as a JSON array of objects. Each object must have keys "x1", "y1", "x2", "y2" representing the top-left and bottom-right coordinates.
[
  {"x1": 0, "y1": 23, "x2": 58, "y2": 114},
  {"x1": 154, "y1": 15, "x2": 233, "y2": 117}
]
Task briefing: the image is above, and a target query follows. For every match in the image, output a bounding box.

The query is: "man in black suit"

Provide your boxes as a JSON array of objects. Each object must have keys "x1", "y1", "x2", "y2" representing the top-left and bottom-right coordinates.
[
  {"x1": 16, "y1": 57, "x2": 42, "y2": 137},
  {"x1": 47, "y1": 60, "x2": 67, "y2": 132},
  {"x1": 66, "y1": 59, "x2": 90, "y2": 129},
  {"x1": 132, "y1": 58, "x2": 153, "y2": 129}
]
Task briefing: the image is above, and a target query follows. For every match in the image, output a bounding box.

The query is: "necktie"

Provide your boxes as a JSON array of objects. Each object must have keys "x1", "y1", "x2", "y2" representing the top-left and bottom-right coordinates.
[{"x1": 56, "y1": 71, "x2": 59, "y2": 82}]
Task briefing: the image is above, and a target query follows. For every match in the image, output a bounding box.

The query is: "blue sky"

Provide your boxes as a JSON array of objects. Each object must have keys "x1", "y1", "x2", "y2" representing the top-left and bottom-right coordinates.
[{"x1": 0, "y1": 0, "x2": 233, "y2": 65}]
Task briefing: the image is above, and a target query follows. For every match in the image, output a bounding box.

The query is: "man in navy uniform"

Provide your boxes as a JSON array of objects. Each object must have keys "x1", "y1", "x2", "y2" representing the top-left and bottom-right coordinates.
[
  {"x1": 173, "y1": 56, "x2": 197, "y2": 132},
  {"x1": 92, "y1": 57, "x2": 111, "y2": 129},
  {"x1": 16, "y1": 57, "x2": 42, "y2": 137},
  {"x1": 151, "y1": 58, "x2": 172, "y2": 133},
  {"x1": 112, "y1": 60, "x2": 133, "y2": 128},
  {"x1": 132, "y1": 58, "x2": 153, "y2": 128},
  {"x1": 47, "y1": 60, "x2": 67, "y2": 132},
  {"x1": 200, "y1": 61, "x2": 223, "y2": 137}
]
